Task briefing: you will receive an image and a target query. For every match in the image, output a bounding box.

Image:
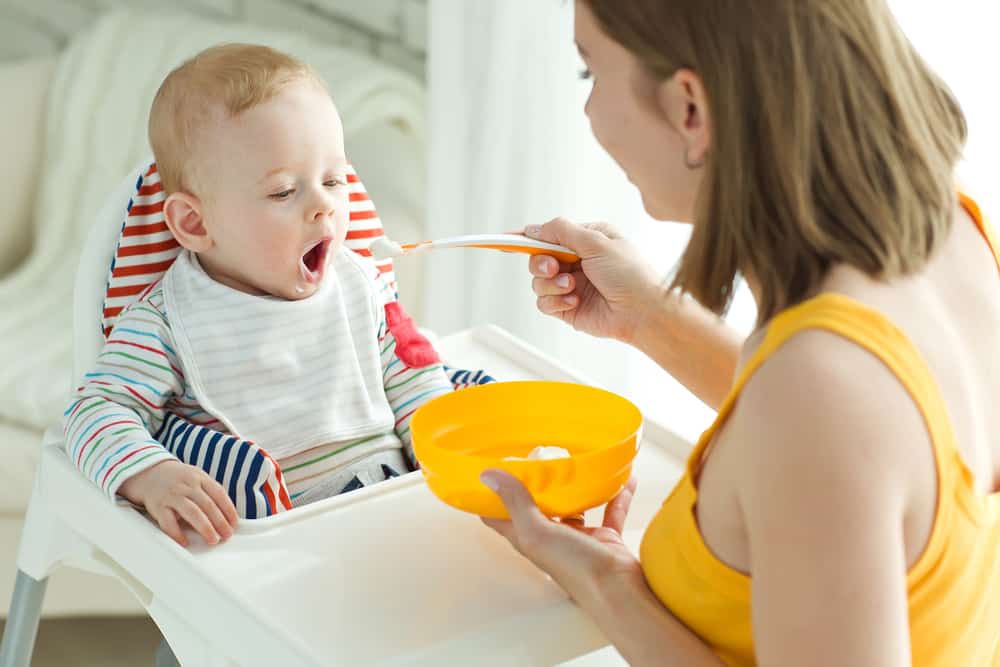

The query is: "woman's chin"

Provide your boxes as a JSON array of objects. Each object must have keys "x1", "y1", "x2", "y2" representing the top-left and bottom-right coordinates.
[
  {"x1": 639, "y1": 195, "x2": 679, "y2": 223},
  {"x1": 637, "y1": 189, "x2": 695, "y2": 224}
]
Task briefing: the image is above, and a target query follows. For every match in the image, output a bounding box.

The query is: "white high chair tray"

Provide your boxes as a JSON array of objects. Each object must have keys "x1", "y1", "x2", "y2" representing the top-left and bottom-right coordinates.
[{"x1": 26, "y1": 325, "x2": 690, "y2": 666}]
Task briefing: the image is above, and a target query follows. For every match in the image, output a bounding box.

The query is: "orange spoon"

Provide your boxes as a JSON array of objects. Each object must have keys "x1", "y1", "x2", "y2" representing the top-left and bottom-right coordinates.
[{"x1": 370, "y1": 234, "x2": 579, "y2": 264}]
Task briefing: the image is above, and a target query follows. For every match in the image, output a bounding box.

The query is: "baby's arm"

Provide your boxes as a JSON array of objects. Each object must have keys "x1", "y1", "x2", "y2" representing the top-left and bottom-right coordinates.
[
  {"x1": 64, "y1": 293, "x2": 237, "y2": 545},
  {"x1": 64, "y1": 298, "x2": 183, "y2": 498},
  {"x1": 378, "y1": 300, "x2": 453, "y2": 468}
]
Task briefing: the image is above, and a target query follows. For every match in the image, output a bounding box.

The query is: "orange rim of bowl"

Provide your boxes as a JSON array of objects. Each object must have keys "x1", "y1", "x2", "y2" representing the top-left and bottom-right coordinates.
[{"x1": 411, "y1": 381, "x2": 643, "y2": 464}]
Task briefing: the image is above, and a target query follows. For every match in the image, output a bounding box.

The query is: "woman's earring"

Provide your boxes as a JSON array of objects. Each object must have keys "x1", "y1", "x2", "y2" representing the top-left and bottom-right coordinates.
[{"x1": 684, "y1": 148, "x2": 705, "y2": 170}]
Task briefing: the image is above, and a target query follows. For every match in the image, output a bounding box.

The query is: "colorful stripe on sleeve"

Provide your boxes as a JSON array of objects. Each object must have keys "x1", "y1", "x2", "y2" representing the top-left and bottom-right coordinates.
[{"x1": 64, "y1": 286, "x2": 182, "y2": 498}]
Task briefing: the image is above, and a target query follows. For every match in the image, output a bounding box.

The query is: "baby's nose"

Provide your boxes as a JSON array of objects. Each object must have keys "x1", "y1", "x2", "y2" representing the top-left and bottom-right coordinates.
[{"x1": 310, "y1": 195, "x2": 336, "y2": 221}]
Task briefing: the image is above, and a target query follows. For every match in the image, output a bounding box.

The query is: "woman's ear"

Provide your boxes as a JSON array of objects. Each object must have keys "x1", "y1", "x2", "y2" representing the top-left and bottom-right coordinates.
[
  {"x1": 656, "y1": 68, "x2": 712, "y2": 168},
  {"x1": 163, "y1": 191, "x2": 212, "y2": 252}
]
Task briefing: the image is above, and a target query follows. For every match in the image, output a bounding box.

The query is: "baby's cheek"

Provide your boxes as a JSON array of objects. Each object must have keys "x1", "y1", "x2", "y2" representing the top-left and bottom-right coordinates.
[
  {"x1": 256, "y1": 243, "x2": 295, "y2": 273},
  {"x1": 335, "y1": 206, "x2": 351, "y2": 234}
]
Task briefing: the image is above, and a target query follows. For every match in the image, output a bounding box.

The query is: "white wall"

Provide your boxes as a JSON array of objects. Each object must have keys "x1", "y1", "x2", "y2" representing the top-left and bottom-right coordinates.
[
  {"x1": 889, "y1": 1, "x2": 1000, "y2": 215},
  {"x1": 0, "y1": 0, "x2": 427, "y2": 77}
]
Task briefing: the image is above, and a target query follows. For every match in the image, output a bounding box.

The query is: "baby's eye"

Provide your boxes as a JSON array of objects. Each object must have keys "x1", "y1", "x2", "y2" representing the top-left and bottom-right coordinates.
[
  {"x1": 270, "y1": 189, "x2": 295, "y2": 200},
  {"x1": 324, "y1": 179, "x2": 345, "y2": 188}
]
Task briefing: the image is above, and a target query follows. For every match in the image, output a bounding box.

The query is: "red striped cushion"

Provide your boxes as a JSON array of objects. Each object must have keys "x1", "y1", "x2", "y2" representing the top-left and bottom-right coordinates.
[{"x1": 102, "y1": 162, "x2": 396, "y2": 337}]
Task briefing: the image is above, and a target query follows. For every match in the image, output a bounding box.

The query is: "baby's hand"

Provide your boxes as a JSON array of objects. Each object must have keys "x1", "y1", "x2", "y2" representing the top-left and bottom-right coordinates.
[{"x1": 118, "y1": 460, "x2": 239, "y2": 547}]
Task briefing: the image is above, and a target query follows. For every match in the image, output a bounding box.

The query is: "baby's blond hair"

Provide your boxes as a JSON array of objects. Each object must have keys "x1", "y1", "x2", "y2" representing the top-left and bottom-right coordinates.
[{"x1": 149, "y1": 43, "x2": 326, "y2": 195}]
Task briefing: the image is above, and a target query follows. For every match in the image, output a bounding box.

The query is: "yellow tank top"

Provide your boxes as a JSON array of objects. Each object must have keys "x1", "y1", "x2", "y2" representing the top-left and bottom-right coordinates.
[{"x1": 639, "y1": 195, "x2": 1000, "y2": 666}]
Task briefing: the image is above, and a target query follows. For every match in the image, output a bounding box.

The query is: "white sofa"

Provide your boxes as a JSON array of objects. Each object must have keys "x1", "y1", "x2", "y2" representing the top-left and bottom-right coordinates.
[{"x1": 0, "y1": 10, "x2": 429, "y2": 617}]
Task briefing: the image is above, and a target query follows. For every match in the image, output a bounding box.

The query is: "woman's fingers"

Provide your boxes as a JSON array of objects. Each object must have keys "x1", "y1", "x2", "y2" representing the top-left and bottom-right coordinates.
[
  {"x1": 480, "y1": 470, "x2": 549, "y2": 555},
  {"x1": 525, "y1": 218, "x2": 610, "y2": 260},
  {"x1": 536, "y1": 295, "x2": 579, "y2": 315},
  {"x1": 480, "y1": 470, "x2": 554, "y2": 557},
  {"x1": 532, "y1": 273, "x2": 575, "y2": 297},
  {"x1": 581, "y1": 221, "x2": 623, "y2": 240},
  {"x1": 529, "y1": 254, "x2": 571, "y2": 278},
  {"x1": 531, "y1": 259, "x2": 592, "y2": 318},
  {"x1": 532, "y1": 267, "x2": 585, "y2": 316},
  {"x1": 481, "y1": 470, "x2": 547, "y2": 524},
  {"x1": 603, "y1": 477, "x2": 638, "y2": 533},
  {"x1": 481, "y1": 516, "x2": 515, "y2": 541}
]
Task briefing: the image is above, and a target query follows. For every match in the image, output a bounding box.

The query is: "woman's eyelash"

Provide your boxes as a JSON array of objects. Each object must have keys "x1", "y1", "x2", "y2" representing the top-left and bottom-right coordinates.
[{"x1": 578, "y1": 68, "x2": 592, "y2": 80}]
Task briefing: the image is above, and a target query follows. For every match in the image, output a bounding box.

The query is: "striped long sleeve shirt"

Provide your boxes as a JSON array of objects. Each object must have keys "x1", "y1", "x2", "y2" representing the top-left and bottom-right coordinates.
[{"x1": 64, "y1": 278, "x2": 453, "y2": 502}]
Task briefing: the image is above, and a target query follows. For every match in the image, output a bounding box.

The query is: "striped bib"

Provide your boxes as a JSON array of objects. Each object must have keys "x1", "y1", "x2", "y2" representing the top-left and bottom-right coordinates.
[{"x1": 163, "y1": 248, "x2": 395, "y2": 457}]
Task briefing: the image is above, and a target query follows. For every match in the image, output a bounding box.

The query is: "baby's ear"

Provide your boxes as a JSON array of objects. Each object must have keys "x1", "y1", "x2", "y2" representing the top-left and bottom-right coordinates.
[{"x1": 164, "y1": 192, "x2": 212, "y2": 252}]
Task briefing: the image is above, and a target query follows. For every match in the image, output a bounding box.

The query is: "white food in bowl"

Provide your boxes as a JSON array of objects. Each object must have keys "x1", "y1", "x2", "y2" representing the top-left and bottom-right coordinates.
[{"x1": 503, "y1": 446, "x2": 571, "y2": 462}]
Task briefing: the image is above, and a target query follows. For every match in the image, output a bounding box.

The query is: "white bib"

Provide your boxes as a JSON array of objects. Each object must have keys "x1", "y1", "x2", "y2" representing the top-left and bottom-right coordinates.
[{"x1": 162, "y1": 249, "x2": 395, "y2": 458}]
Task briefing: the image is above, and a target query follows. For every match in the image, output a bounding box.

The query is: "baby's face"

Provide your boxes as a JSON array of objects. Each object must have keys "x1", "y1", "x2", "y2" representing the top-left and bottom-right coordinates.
[{"x1": 193, "y1": 80, "x2": 350, "y2": 300}]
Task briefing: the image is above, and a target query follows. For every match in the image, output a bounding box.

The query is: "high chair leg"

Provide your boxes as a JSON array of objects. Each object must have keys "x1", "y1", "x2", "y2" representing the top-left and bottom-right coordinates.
[
  {"x1": 0, "y1": 569, "x2": 48, "y2": 667},
  {"x1": 155, "y1": 637, "x2": 179, "y2": 667}
]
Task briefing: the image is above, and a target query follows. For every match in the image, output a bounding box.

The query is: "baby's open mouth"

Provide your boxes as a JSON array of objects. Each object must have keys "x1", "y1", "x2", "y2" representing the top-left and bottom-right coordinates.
[{"x1": 300, "y1": 238, "x2": 331, "y2": 283}]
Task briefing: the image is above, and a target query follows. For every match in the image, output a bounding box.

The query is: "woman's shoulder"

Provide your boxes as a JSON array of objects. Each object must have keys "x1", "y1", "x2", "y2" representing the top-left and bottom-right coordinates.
[
  {"x1": 728, "y1": 325, "x2": 924, "y2": 511},
  {"x1": 736, "y1": 325, "x2": 914, "y2": 425}
]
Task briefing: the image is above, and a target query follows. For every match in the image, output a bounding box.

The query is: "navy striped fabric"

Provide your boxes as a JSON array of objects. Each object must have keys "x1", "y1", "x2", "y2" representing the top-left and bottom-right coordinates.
[
  {"x1": 155, "y1": 367, "x2": 498, "y2": 518},
  {"x1": 443, "y1": 366, "x2": 497, "y2": 390},
  {"x1": 156, "y1": 414, "x2": 287, "y2": 519}
]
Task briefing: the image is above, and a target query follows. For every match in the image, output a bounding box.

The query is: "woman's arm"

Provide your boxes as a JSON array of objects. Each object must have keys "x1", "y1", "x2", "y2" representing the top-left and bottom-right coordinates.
[
  {"x1": 480, "y1": 475, "x2": 724, "y2": 667},
  {"x1": 579, "y1": 568, "x2": 727, "y2": 667},
  {"x1": 736, "y1": 329, "x2": 916, "y2": 666},
  {"x1": 628, "y1": 287, "x2": 742, "y2": 410},
  {"x1": 524, "y1": 220, "x2": 742, "y2": 410}
]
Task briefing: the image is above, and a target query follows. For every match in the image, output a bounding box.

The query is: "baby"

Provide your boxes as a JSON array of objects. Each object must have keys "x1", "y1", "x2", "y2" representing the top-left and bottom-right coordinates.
[{"x1": 63, "y1": 44, "x2": 453, "y2": 546}]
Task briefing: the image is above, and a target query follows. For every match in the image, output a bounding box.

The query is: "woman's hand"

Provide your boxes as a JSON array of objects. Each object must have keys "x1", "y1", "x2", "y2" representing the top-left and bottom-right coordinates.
[
  {"x1": 527, "y1": 217, "x2": 744, "y2": 410},
  {"x1": 480, "y1": 470, "x2": 644, "y2": 604},
  {"x1": 525, "y1": 219, "x2": 665, "y2": 345}
]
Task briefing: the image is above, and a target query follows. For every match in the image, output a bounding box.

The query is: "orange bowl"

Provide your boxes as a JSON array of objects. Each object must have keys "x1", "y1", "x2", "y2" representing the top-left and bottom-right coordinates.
[{"x1": 411, "y1": 381, "x2": 643, "y2": 519}]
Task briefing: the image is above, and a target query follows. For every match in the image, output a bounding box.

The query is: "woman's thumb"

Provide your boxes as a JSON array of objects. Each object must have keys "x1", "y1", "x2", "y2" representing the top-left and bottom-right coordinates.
[
  {"x1": 481, "y1": 470, "x2": 544, "y2": 522},
  {"x1": 525, "y1": 218, "x2": 607, "y2": 260}
]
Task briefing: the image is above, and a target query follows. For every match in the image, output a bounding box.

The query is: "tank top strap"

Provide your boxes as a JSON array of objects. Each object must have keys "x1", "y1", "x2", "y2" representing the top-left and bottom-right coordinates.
[
  {"x1": 694, "y1": 292, "x2": 964, "y2": 490},
  {"x1": 960, "y1": 192, "x2": 1000, "y2": 274},
  {"x1": 689, "y1": 192, "x2": 993, "y2": 485}
]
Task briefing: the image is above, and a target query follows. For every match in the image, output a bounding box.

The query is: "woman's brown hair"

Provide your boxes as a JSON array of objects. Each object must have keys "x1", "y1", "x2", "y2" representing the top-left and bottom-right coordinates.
[{"x1": 583, "y1": 0, "x2": 968, "y2": 324}]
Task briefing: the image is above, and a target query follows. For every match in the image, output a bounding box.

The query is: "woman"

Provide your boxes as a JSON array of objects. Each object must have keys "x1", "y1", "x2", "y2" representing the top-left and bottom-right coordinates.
[{"x1": 479, "y1": 1, "x2": 1000, "y2": 665}]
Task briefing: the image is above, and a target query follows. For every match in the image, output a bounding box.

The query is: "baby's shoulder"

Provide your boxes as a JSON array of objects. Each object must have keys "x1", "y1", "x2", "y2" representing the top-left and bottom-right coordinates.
[{"x1": 114, "y1": 280, "x2": 170, "y2": 328}]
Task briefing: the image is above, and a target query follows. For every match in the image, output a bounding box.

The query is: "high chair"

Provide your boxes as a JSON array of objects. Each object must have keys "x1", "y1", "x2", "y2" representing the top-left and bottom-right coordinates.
[{"x1": 0, "y1": 162, "x2": 693, "y2": 666}]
